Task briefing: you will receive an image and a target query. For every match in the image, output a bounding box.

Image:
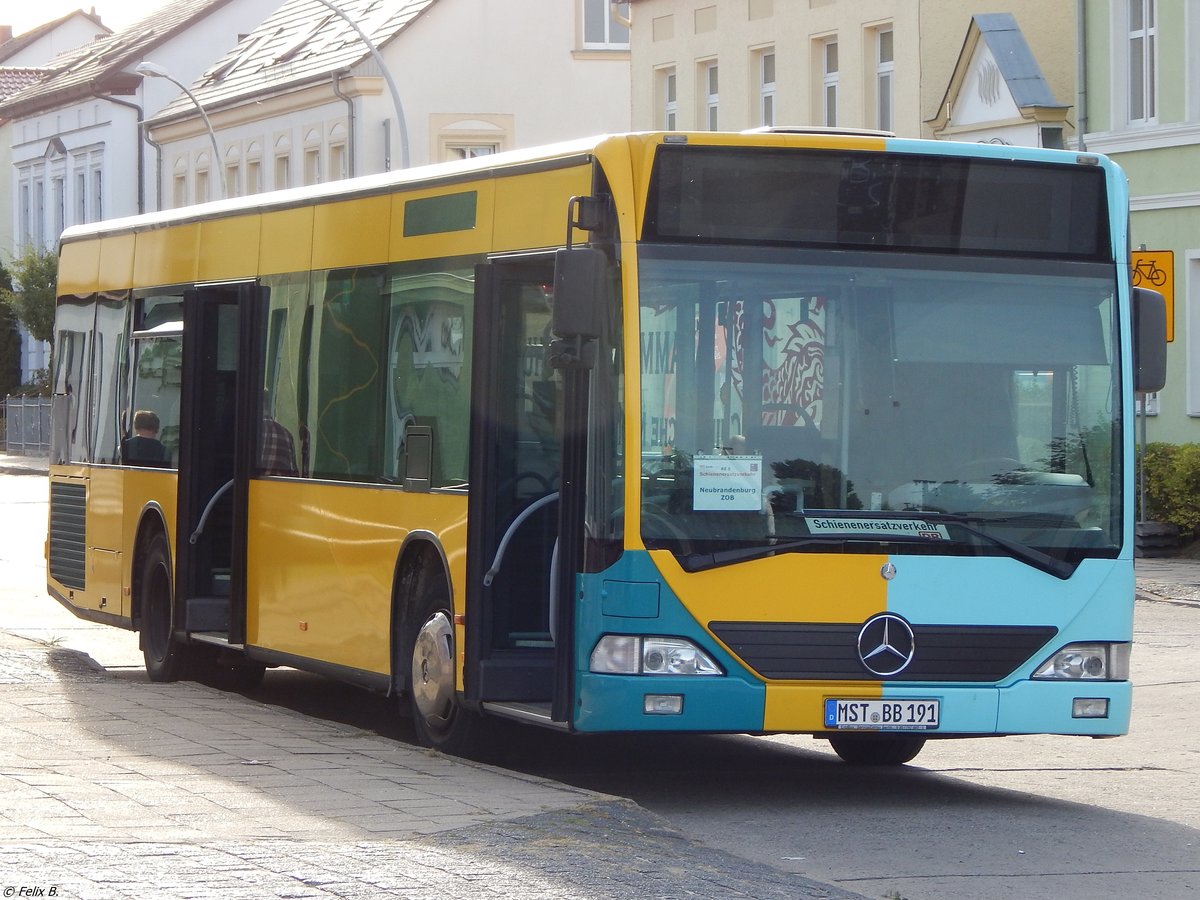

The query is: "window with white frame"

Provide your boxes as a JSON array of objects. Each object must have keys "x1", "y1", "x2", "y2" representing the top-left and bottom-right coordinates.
[
  {"x1": 75, "y1": 171, "x2": 87, "y2": 223},
  {"x1": 703, "y1": 61, "x2": 719, "y2": 130},
  {"x1": 303, "y1": 129, "x2": 321, "y2": 185},
  {"x1": 18, "y1": 177, "x2": 32, "y2": 247},
  {"x1": 91, "y1": 167, "x2": 102, "y2": 221},
  {"x1": 225, "y1": 146, "x2": 241, "y2": 199},
  {"x1": 822, "y1": 38, "x2": 839, "y2": 127},
  {"x1": 445, "y1": 144, "x2": 497, "y2": 161},
  {"x1": 1128, "y1": 0, "x2": 1157, "y2": 123},
  {"x1": 246, "y1": 142, "x2": 263, "y2": 195},
  {"x1": 582, "y1": 0, "x2": 630, "y2": 49},
  {"x1": 757, "y1": 49, "x2": 776, "y2": 128},
  {"x1": 172, "y1": 158, "x2": 188, "y2": 209},
  {"x1": 195, "y1": 154, "x2": 211, "y2": 204},
  {"x1": 274, "y1": 134, "x2": 292, "y2": 190},
  {"x1": 33, "y1": 175, "x2": 46, "y2": 248},
  {"x1": 875, "y1": 27, "x2": 894, "y2": 132},
  {"x1": 660, "y1": 67, "x2": 678, "y2": 130},
  {"x1": 52, "y1": 175, "x2": 65, "y2": 240},
  {"x1": 328, "y1": 125, "x2": 348, "y2": 180}
]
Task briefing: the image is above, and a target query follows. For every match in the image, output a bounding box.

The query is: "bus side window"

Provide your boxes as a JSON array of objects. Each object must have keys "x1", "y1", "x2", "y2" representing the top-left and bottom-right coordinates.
[{"x1": 387, "y1": 261, "x2": 475, "y2": 489}]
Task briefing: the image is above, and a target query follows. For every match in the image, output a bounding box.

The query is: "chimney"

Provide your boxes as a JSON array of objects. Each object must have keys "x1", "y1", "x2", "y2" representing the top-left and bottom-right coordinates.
[{"x1": 0, "y1": 26, "x2": 14, "y2": 45}]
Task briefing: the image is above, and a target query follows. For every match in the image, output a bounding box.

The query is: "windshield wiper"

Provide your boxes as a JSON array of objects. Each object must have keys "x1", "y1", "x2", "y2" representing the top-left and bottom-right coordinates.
[
  {"x1": 680, "y1": 533, "x2": 929, "y2": 573},
  {"x1": 927, "y1": 513, "x2": 1076, "y2": 580},
  {"x1": 678, "y1": 514, "x2": 1076, "y2": 580}
]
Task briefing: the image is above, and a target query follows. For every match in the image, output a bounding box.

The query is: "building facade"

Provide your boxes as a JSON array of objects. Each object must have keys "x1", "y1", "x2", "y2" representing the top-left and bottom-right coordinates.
[
  {"x1": 144, "y1": 0, "x2": 631, "y2": 207},
  {"x1": 0, "y1": 10, "x2": 112, "y2": 384},
  {"x1": 0, "y1": 0, "x2": 282, "y2": 383},
  {"x1": 1083, "y1": 0, "x2": 1200, "y2": 445},
  {"x1": 627, "y1": 0, "x2": 1074, "y2": 140}
]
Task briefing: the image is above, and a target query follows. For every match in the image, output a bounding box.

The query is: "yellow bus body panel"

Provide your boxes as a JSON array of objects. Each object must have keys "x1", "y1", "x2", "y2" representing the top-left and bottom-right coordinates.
[
  {"x1": 492, "y1": 166, "x2": 592, "y2": 252},
  {"x1": 650, "y1": 548, "x2": 888, "y2": 729},
  {"x1": 314, "y1": 195, "x2": 392, "y2": 270},
  {"x1": 388, "y1": 182, "x2": 497, "y2": 262},
  {"x1": 134, "y1": 224, "x2": 199, "y2": 288},
  {"x1": 260, "y1": 207, "x2": 315, "y2": 276},
  {"x1": 58, "y1": 240, "x2": 101, "y2": 297},
  {"x1": 245, "y1": 480, "x2": 468, "y2": 674},
  {"x1": 97, "y1": 233, "x2": 136, "y2": 292},
  {"x1": 199, "y1": 215, "x2": 262, "y2": 283}
]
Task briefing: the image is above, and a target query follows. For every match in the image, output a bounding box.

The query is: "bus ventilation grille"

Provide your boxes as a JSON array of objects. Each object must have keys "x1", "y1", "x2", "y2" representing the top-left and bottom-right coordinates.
[
  {"x1": 709, "y1": 621, "x2": 1058, "y2": 683},
  {"x1": 49, "y1": 481, "x2": 87, "y2": 591}
]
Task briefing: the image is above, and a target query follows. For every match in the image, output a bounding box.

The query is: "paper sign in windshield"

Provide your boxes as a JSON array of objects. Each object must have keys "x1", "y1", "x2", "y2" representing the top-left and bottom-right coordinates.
[
  {"x1": 693, "y1": 455, "x2": 763, "y2": 511},
  {"x1": 804, "y1": 517, "x2": 950, "y2": 540}
]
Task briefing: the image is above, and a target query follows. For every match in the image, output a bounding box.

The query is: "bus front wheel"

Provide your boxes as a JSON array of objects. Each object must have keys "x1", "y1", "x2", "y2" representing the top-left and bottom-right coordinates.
[
  {"x1": 139, "y1": 533, "x2": 196, "y2": 683},
  {"x1": 828, "y1": 734, "x2": 926, "y2": 766},
  {"x1": 405, "y1": 572, "x2": 480, "y2": 755}
]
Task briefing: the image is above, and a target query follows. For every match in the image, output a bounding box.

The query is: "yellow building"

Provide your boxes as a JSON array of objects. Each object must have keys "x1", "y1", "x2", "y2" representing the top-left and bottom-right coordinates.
[{"x1": 627, "y1": 0, "x2": 1076, "y2": 140}]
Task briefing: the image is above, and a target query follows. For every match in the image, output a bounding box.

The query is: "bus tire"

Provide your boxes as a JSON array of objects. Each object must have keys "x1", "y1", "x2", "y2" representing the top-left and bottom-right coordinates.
[
  {"x1": 405, "y1": 567, "x2": 480, "y2": 755},
  {"x1": 828, "y1": 734, "x2": 926, "y2": 766},
  {"x1": 139, "y1": 532, "x2": 195, "y2": 683}
]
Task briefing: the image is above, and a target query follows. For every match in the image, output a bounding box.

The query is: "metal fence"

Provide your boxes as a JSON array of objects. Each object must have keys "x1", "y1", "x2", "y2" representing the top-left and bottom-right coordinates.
[{"x1": 4, "y1": 396, "x2": 51, "y2": 456}]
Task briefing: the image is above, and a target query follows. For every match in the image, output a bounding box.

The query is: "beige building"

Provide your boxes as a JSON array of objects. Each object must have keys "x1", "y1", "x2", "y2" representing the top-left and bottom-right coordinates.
[{"x1": 628, "y1": 0, "x2": 1075, "y2": 140}]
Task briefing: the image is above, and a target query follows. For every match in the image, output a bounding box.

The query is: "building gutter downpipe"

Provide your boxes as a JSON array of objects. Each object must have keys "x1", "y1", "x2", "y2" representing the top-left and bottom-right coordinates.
[
  {"x1": 332, "y1": 69, "x2": 356, "y2": 178},
  {"x1": 97, "y1": 91, "x2": 145, "y2": 214}
]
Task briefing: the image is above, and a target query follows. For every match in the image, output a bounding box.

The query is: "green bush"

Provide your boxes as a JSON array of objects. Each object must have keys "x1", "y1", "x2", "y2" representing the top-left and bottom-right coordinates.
[{"x1": 1140, "y1": 442, "x2": 1200, "y2": 533}]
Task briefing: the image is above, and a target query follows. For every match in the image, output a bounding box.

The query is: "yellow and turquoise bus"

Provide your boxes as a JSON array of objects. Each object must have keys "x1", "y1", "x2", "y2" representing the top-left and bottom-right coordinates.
[{"x1": 47, "y1": 130, "x2": 1166, "y2": 765}]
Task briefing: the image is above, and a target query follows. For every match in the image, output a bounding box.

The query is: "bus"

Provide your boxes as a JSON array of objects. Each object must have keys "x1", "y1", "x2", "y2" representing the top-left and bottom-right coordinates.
[{"x1": 47, "y1": 130, "x2": 1166, "y2": 765}]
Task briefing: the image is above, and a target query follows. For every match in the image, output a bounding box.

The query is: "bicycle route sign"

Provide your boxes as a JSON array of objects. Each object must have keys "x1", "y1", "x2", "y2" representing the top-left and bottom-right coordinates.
[{"x1": 1131, "y1": 249, "x2": 1174, "y2": 341}]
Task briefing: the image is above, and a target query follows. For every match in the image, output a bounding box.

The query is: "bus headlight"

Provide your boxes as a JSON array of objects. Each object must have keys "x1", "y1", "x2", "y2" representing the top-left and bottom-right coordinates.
[
  {"x1": 1032, "y1": 642, "x2": 1130, "y2": 681},
  {"x1": 590, "y1": 636, "x2": 723, "y2": 676}
]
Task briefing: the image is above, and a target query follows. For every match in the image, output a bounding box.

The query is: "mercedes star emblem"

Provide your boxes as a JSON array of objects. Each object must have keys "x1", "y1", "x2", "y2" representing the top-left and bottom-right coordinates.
[{"x1": 857, "y1": 613, "x2": 917, "y2": 677}]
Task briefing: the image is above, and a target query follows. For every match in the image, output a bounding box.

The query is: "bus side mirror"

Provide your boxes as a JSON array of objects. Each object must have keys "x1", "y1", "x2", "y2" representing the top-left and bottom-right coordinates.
[
  {"x1": 1134, "y1": 287, "x2": 1167, "y2": 393},
  {"x1": 552, "y1": 247, "x2": 605, "y2": 341}
]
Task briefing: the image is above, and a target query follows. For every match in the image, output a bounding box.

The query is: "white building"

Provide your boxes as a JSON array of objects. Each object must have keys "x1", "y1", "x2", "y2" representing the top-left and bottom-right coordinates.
[
  {"x1": 0, "y1": 0, "x2": 280, "y2": 383},
  {"x1": 144, "y1": 0, "x2": 632, "y2": 206},
  {"x1": 1, "y1": 11, "x2": 112, "y2": 385}
]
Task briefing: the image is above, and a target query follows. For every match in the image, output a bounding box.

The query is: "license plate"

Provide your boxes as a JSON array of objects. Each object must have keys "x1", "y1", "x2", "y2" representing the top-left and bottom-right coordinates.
[{"x1": 824, "y1": 698, "x2": 940, "y2": 730}]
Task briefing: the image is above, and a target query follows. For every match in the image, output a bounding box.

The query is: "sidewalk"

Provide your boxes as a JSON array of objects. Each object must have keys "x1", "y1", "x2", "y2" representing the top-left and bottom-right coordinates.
[
  {"x1": 0, "y1": 628, "x2": 861, "y2": 899},
  {"x1": 0, "y1": 450, "x2": 48, "y2": 476}
]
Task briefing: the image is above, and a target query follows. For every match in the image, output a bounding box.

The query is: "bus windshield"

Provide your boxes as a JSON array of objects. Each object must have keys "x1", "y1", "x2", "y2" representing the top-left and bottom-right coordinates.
[{"x1": 637, "y1": 245, "x2": 1121, "y2": 569}]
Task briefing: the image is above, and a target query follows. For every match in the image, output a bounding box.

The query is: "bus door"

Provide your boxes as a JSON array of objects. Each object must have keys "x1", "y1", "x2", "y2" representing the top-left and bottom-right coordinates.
[
  {"x1": 175, "y1": 281, "x2": 260, "y2": 646},
  {"x1": 465, "y1": 256, "x2": 571, "y2": 722}
]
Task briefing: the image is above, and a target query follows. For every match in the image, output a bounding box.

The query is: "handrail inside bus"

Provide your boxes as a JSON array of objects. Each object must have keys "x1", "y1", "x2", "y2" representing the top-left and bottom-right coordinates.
[
  {"x1": 483, "y1": 492, "x2": 560, "y2": 587},
  {"x1": 190, "y1": 478, "x2": 234, "y2": 545}
]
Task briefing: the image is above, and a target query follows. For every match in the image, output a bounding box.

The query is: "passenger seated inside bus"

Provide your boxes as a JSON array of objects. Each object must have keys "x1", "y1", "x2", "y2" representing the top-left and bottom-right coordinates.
[{"x1": 123, "y1": 409, "x2": 169, "y2": 467}]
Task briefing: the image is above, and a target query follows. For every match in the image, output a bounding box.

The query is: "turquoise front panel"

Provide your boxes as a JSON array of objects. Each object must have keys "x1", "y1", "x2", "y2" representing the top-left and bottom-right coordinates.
[
  {"x1": 880, "y1": 556, "x2": 1133, "y2": 735},
  {"x1": 573, "y1": 551, "x2": 765, "y2": 733}
]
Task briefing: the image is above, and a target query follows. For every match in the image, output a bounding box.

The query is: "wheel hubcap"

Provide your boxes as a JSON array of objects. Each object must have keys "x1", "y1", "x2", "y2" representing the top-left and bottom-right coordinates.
[{"x1": 411, "y1": 611, "x2": 455, "y2": 733}]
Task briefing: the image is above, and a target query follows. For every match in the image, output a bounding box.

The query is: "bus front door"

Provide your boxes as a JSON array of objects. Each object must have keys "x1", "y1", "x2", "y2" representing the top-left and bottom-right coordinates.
[
  {"x1": 466, "y1": 257, "x2": 572, "y2": 724},
  {"x1": 175, "y1": 281, "x2": 259, "y2": 647}
]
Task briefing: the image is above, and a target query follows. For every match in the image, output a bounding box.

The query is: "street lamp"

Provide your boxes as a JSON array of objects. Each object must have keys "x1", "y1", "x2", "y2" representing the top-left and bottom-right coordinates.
[
  {"x1": 311, "y1": 0, "x2": 409, "y2": 169},
  {"x1": 135, "y1": 61, "x2": 228, "y2": 199}
]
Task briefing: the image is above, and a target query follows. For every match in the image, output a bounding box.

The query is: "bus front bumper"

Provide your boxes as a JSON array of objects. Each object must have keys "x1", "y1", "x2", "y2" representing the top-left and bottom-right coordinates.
[{"x1": 573, "y1": 673, "x2": 1131, "y2": 737}]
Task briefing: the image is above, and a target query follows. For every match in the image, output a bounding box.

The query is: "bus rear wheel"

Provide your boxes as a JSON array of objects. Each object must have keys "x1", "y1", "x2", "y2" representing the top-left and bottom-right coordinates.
[
  {"x1": 828, "y1": 734, "x2": 926, "y2": 766},
  {"x1": 405, "y1": 572, "x2": 480, "y2": 756},
  {"x1": 139, "y1": 533, "x2": 196, "y2": 683}
]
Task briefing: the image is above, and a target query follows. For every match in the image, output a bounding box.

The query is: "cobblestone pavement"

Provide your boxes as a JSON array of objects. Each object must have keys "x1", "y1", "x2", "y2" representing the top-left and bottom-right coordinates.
[{"x1": 0, "y1": 630, "x2": 862, "y2": 899}]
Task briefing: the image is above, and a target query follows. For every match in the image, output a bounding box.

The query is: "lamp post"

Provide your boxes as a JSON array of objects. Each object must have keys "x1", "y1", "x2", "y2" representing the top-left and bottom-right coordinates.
[
  {"x1": 135, "y1": 61, "x2": 228, "y2": 199},
  {"x1": 311, "y1": 0, "x2": 409, "y2": 170}
]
